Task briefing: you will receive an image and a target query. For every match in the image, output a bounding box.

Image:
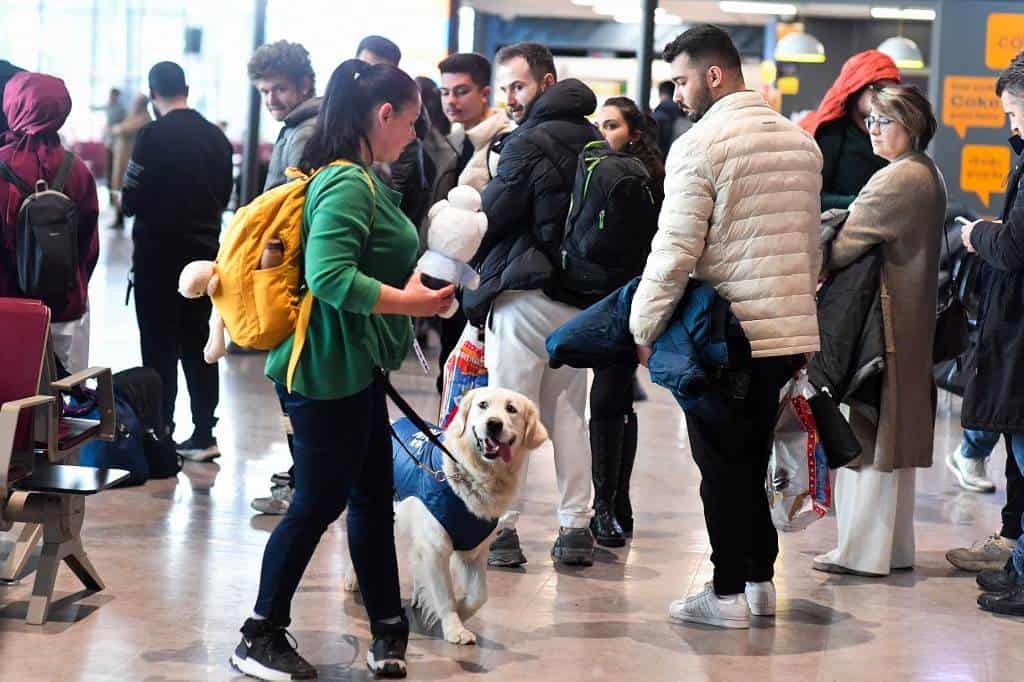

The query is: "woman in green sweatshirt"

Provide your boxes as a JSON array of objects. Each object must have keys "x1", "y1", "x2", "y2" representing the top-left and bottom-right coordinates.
[{"x1": 230, "y1": 59, "x2": 454, "y2": 682}]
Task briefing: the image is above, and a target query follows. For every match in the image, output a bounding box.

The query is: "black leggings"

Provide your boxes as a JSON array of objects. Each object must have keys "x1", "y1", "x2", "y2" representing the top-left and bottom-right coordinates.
[
  {"x1": 254, "y1": 376, "x2": 402, "y2": 627},
  {"x1": 590, "y1": 363, "x2": 638, "y2": 419}
]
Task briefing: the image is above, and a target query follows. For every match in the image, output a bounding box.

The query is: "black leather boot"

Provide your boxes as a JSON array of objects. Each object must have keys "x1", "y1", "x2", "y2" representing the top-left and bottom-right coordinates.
[
  {"x1": 589, "y1": 417, "x2": 626, "y2": 547},
  {"x1": 615, "y1": 412, "x2": 638, "y2": 537}
]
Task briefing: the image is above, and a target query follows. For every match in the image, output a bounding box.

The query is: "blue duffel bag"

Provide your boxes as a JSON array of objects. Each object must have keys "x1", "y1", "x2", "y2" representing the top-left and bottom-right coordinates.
[{"x1": 70, "y1": 392, "x2": 148, "y2": 486}]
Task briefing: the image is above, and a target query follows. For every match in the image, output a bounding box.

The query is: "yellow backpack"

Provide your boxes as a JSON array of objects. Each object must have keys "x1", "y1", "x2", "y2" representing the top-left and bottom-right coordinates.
[{"x1": 210, "y1": 160, "x2": 374, "y2": 389}]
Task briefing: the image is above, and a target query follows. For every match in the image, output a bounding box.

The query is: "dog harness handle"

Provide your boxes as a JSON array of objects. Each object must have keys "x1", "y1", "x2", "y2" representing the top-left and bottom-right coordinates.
[{"x1": 379, "y1": 370, "x2": 465, "y2": 480}]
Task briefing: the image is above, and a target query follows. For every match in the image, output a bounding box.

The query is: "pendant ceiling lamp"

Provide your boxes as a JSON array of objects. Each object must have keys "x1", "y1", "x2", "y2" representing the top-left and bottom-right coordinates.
[
  {"x1": 877, "y1": 35, "x2": 925, "y2": 70},
  {"x1": 774, "y1": 29, "x2": 826, "y2": 64}
]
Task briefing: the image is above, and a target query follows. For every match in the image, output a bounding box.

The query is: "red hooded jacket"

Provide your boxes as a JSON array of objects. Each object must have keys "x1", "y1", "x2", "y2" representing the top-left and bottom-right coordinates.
[
  {"x1": 800, "y1": 51, "x2": 901, "y2": 138},
  {"x1": 0, "y1": 72, "x2": 99, "y2": 322}
]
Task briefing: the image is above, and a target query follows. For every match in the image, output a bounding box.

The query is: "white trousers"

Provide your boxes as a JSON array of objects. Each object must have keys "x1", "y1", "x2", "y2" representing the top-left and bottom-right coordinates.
[
  {"x1": 485, "y1": 290, "x2": 592, "y2": 529},
  {"x1": 823, "y1": 465, "x2": 917, "y2": 575},
  {"x1": 50, "y1": 310, "x2": 90, "y2": 373}
]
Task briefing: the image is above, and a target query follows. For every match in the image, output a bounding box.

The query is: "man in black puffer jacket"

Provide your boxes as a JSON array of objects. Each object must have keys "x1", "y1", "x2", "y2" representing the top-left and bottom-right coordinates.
[
  {"x1": 464, "y1": 43, "x2": 602, "y2": 569},
  {"x1": 947, "y1": 53, "x2": 1024, "y2": 598}
]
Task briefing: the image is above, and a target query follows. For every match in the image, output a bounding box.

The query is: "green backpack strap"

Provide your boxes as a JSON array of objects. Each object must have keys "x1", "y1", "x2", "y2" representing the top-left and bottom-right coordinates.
[{"x1": 286, "y1": 162, "x2": 376, "y2": 392}]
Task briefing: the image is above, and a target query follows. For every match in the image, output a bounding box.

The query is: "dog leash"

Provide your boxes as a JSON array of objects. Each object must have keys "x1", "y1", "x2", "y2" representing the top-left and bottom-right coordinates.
[{"x1": 378, "y1": 370, "x2": 465, "y2": 484}]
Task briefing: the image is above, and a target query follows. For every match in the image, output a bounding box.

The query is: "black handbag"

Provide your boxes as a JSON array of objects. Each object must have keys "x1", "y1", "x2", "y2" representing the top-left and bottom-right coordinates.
[
  {"x1": 807, "y1": 389, "x2": 862, "y2": 469},
  {"x1": 933, "y1": 222, "x2": 970, "y2": 364}
]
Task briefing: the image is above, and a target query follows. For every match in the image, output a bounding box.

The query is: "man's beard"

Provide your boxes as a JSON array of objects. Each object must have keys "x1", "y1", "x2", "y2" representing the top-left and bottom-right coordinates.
[{"x1": 685, "y1": 83, "x2": 713, "y2": 123}]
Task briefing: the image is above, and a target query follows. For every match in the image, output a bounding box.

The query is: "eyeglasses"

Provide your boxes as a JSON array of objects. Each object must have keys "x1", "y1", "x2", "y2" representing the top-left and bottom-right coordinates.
[{"x1": 865, "y1": 115, "x2": 895, "y2": 130}]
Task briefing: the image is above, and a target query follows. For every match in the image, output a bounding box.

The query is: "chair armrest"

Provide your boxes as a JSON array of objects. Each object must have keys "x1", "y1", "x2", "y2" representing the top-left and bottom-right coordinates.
[
  {"x1": 46, "y1": 367, "x2": 116, "y2": 460},
  {"x1": 50, "y1": 366, "x2": 112, "y2": 392},
  {"x1": 0, "y1": 395, "x2": 57, "y2": 518},
  {"x1": 1, "y1": 395, "x2": 57, "y2": 414}
]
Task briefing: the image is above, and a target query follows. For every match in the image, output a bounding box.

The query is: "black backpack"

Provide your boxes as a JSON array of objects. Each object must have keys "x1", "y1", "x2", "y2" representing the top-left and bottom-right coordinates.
[
  {"x1": 558, "y1": 140, "x2": 658, "y2": 303},
  {"x1": 0, "y1": 151, "x2": 80, "y2": 309}
]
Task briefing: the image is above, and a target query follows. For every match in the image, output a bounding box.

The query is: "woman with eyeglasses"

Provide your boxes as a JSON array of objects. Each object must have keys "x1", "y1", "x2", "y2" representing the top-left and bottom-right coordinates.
[
  {"x1": 812, "y1": 84, "x2": 947, "y2": 577},
  {"x1": 800, "y1": 50, "x2": 901, "y2": 211}
]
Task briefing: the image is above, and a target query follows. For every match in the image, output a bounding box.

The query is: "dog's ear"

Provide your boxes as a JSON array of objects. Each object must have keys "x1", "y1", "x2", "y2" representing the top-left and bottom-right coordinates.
[
  {"x1": 521, "y1": 399, "x2": 549, "y2": 450},
  {"x1": 451, "y1": 388, "x2": 478, "y2": 438}
]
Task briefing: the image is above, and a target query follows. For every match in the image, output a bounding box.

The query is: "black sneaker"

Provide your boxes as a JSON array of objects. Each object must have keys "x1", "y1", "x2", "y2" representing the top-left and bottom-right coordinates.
[
  {"x1": 488, "y1": 528, "x2": 527, "y2": 567},
  {"x1": 176, "y1": 433, "x2": 221, "y2": 462},
  {"x1": 978, "y1": 583, "x2": 1024, "y2": 616},
  {"x1": 367, "y1": 618, "x2": 409, "y2": 678},
  {"x1": 978, "y1": 559, "x2": 1018, "y2": 593},
  {"x1": 229, "y1": 618, "x2": 317, "y2": 680},
  {"x1": 551, "y1": 527, "x2": 595, "y2": 566}
]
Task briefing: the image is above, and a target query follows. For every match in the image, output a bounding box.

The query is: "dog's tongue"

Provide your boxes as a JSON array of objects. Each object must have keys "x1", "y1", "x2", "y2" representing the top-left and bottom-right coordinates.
[{"x1": 498, "y1": 442, "x2": 513, "y2": 462}]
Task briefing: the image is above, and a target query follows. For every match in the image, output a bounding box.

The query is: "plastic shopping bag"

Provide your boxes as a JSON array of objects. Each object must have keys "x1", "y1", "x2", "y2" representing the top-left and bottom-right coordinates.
[
  {"x1": 766, "y1": 371, "x2": 832, "y2": 532},
  {"x1": 439, "y1": 323, "x2": 488, "y2": 429}
]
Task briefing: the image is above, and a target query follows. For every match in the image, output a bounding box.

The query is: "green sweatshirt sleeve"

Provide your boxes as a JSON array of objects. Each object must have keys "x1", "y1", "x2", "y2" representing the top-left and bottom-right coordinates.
[{"x1": 304, "y1": 168, "x2": 382, "y2": 315}]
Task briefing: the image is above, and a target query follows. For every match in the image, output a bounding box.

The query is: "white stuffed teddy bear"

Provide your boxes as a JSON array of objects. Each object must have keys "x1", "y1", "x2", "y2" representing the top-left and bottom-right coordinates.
[
  {"x1": 178, "y1": 261, "x2": 229, "y2": 364},
  {"x1": 418, "y1": 185, "x2": 488, "y2": 318}
]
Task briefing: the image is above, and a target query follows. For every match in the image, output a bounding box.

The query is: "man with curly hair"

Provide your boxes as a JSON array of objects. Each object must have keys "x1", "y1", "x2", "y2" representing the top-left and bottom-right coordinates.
[
  {"x1": 247, "y1": 41, "x2": 319, "y2": 515},
  {"x1": 248, "y1": 40, "x2": 319, "y2": 191}
]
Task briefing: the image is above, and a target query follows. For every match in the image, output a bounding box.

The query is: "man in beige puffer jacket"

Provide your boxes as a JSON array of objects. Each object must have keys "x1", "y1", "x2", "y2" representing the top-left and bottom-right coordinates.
[{"x1": 632, "y1": 25, "x2": 822, "y2": 630}]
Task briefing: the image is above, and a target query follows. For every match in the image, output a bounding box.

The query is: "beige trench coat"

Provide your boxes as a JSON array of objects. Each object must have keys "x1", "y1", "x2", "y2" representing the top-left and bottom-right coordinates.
[{"x1": 826, "y1": 151, "x2": 947, "y2": 471}]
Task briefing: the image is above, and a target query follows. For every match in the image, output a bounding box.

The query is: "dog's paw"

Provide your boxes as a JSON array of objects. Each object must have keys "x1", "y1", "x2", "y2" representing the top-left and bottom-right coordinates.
[
  {"x1": 342, "y1": 573, "x2": 359, "y2": 593},
  {"x1": 444, "y1": 625, "x2": 477, "y2": 645}
]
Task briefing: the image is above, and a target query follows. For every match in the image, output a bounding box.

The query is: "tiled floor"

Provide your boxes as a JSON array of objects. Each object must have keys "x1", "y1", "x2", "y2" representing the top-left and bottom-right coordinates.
[{"x1": 1, "y1": 220, "x2": 1022, "y2": 681}]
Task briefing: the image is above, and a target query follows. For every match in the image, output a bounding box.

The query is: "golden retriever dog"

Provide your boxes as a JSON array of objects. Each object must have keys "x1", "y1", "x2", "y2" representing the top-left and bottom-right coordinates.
[{"x1": 341, "y1": 387, "x2": 547, "y2": 645}]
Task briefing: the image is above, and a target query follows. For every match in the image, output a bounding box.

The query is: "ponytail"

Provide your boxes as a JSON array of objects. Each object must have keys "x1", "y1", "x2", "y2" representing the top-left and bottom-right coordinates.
[{"x1": 299, "y1": 58, "x2": 418, "y2": 173}]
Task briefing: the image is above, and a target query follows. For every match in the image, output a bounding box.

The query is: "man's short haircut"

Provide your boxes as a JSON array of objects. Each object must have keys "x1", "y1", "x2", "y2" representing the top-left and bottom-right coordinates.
[
  {"x1": 356, "y1": 35, "x2": 401, "y2": 66},
  {"x1": 495, "y1": 42, "x2": 557, "y2": 83},
  {"x1": 438, "y1": 53, "x2": 492, "y2": 89},
  {"x1": 658, "y1": 80, "x2": 675, "y2": 98},
  {"x1": 996, "y1": 51, "x2": 1024, "y2": 99},
  {"x1": 248, "y1": 40, "x2": 315, "y2": 92},
  {"x1": 148, "y1": 61, "x2": 187, "y2": 98},
  {"x1": 663, "y1": 24, "x2": 742, "y2": 71}
]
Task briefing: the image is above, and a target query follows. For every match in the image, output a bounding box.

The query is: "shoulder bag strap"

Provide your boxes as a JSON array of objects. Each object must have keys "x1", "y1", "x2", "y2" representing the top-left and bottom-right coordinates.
[
  {"x1": 0, "y1": 160, "x2": 32, "y2": 195},
  {"x1": 50, "y1": 150, "x2": 76, "y2": 193}
]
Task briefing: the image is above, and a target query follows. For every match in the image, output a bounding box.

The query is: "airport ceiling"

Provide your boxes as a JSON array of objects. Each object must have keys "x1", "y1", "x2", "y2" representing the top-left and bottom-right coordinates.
[{"x1": 466, "y1": 1, "x2": 926, "y2": 26}]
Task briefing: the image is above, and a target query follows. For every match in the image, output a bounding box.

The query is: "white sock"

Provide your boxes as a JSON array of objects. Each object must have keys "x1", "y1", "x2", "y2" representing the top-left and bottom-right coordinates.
[
  {"x1": 379, "y1": 616, "x2": 402, "y2": 625},
  {"x1": 251, "y1": 612, "x2": 267, "y2": 621}
]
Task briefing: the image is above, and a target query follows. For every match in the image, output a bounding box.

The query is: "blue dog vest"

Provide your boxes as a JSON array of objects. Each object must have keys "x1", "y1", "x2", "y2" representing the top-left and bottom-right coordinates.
[{"x1": 391, "y1": 418, "x2": 498, "y2": 551}]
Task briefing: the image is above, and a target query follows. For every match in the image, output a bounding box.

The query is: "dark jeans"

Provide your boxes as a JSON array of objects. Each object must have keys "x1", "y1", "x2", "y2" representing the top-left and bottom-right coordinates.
[
  {"x1": 254, "y1": 377, "x2": 402, "y2": 628},
  {"x1": 962, "y1": 429, "x2": 1024, "y2": 540},
  {"x1": 133, "y1": 243, "x2": 219, "y2": 438},
  {"x1": 684, "y1": 355, "x2": 792, "y2": 596},
  {"x1": 590, "y1": 363, "x2": 638, "y2": 419}
]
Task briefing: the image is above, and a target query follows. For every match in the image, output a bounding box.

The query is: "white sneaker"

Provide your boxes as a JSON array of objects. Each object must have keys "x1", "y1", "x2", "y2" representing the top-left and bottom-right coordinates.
[
  {"x1": 745, "y1": 581, "x2": 776, "y2": 616},
  {"x1": 668, "y1": 583, "x2": 750, "y2": 629},
  {"x1": 946, "y1": 446, "x2": 996, "y2": 493}
]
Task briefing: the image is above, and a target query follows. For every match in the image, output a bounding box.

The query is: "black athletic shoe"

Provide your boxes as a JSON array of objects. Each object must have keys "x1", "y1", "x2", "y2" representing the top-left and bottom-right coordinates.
[
  {"x1": 367, "y1": 618, "x2": 409, "y2": 678},
  {"x1": 978, "y1": 559, "x2": 1018, "y2": 593},
  {"x1": 176, "y1": 433, "x2": 221, "y2": 462},
  {"x1": 488, "y1": 528, "x2": 527, "y2": 567},
  {"x1": 978, "y1": 583, "x2": 1024, "y2": 616},
  {"x1": 551, "y1": 527, "x2": 595, "y2": 566},
  {"x1": 229, "y1": 618, "x2": 317, "y2": 680}
]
